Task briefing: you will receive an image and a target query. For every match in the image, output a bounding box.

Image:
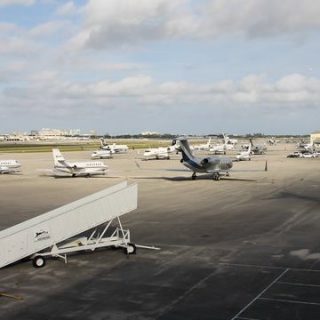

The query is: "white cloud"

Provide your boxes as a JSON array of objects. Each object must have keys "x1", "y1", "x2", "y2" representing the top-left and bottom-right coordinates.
[
  {"x1": 202, "y1": 0, "x2": 320, "y2": 38},
  {"x1": 56, "y1": 1, "x2": 78, "y2": 16},
  {"x1": 1, "y1": 71, "x2": 319, "y2": 133},
  {"x1": 71, "y1": 0, "x2": 320, "y2": 50},
  {"x1": 2, "y1": 73, "x2": 320, "y2": 112},
  {"x1": 0, "y1": 0, "x2": 34, "y2": 6},
  {"x1": 71, "y1": 0, "x2": 193, "y2": 49},
  {"x1": 0, "y1": 37, "x2": 37, "y2": 54},
  {"x1": 0, "y1": 23, "x2": 19, "y2": 33},
  {"x1": 29, "y1": 21, "x2": 66, "y2": 38}
]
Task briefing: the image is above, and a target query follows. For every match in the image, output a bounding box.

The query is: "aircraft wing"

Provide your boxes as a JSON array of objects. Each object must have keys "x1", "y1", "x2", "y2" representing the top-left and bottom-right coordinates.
[
  {"x1": 0, "y1": 167, "x2": 21, "y2": 174},
  {"x1": 206, "y1": 168, "x2": 228, "y2": 173}
]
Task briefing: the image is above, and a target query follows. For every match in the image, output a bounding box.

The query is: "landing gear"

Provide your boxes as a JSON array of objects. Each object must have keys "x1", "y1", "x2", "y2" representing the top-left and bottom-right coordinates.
[
  {"x1": 191, "y1": 172, "x2": 197, "y2": 180},
  {"x1": 212, "y1": 173, "x2": 220, "y2": 181},
  {"x1": 32, "y1": 256, "x2": 46, "y2": 268}
]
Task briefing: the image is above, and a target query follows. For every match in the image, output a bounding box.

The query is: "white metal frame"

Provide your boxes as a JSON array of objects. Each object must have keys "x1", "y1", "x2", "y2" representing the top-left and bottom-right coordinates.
[
  {"x1": 31, "y1": 217, "x2": 131, "y2": 264},
  {"x1": 31, "y1": 216, "x2": 159, "y2": 265},
  {"x1": 1, "y1": 182, "x2": 160, "y2": 269}
]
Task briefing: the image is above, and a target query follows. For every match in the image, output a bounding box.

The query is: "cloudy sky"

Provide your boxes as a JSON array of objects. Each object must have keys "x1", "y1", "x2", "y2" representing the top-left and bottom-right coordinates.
[{"x1": 1, "y1": 0, "x2": 320, "y2": 135}]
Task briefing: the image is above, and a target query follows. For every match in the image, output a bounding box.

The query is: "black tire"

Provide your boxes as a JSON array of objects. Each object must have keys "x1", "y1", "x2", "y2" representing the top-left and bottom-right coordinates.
[
  {"x1": 32, "y1": 256, "x2": 46, "y2": 268},
  {"x1": 213, "y1": 174, "x2": 220, "y2": 181},
  {"x1": 125, "y1": 243, "x2": 136, "y2": 255}
]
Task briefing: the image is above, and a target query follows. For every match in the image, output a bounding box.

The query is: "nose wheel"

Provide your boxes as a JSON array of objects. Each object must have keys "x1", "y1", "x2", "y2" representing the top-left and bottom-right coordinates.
[{"x1": 212, "y1": 173, "x2": 220, "y2": 180}]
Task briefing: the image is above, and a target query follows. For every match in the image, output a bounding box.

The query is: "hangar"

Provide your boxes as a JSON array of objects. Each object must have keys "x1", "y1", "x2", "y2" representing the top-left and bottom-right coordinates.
[{"x1": 311, "y1": 130, "x2": 320, "y2": 144}]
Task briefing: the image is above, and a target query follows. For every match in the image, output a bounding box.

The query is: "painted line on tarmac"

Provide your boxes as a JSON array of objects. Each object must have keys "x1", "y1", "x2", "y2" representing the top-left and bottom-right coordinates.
[
  {"x1": 278, "y1": 281, "x2": 320, "y2": 288},
  {"x1": 230, "y1": 268, "x2": 289, "y2": 320},
  {"x1": 259, "y1": 297, "x2": 320, "y2": 307},
  {"x1": 219, "y1": 262, "x2": 320, "y2": 273}
]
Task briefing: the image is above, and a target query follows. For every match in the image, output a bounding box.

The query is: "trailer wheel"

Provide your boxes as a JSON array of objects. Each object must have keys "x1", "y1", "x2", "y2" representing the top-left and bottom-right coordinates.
[
  {"x1": 32, "y1": 256, "x2": 46, "y2": 268},
  {"x1": 125, "y1": 243, "x2": 136, "y2": 255}
]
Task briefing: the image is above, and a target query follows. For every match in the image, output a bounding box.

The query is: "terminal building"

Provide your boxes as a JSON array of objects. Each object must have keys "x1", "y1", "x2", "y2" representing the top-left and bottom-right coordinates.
[{"x1": 311, "y1": 131, "x2": 320, "y2": 144}]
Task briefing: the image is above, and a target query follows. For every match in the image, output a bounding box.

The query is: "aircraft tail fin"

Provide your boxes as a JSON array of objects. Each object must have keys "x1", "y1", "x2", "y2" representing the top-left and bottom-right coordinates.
[
  {"x1": 173, "y1": 138, "x2": 195, "y2": 162},
  {"x1": 100, "y1": 138, "x2": 106, "y2": 148},
  {"x1": 52, "y1": 149, "x2": 66, "y2": 166}
]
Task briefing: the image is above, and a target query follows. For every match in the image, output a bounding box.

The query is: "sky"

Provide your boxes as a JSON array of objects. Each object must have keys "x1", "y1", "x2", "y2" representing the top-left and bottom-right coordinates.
[{"x1": 0, "y1": 0, "x2": 320, "y2": 135}]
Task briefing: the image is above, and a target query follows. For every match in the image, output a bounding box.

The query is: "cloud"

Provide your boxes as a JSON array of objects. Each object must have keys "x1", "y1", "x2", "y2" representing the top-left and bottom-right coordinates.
[
  {"x1": 2, "y1": 73, "x2": 320, "y2": 113},
  {"x1": 55, "y1": 1, "x2": 78, "y2": 16},
  {"x1": 70, "y1": 0, "x2": 193, "y2": 49},
  {"x1": 0, "y1": 0, "x2": 35, "y2": 6},
  {"x1": 71, "y1": 0, "x2": 320, "y2": 50},
  {"x1": 0, "y1": 22, "x2": 42, "y2": 55},
  {"x1": 0, "y1": 37, "x2": 37, "y2": 54},
  {"x1": 29, "y1": 21, "x2": 67, "y2": 38},
  {"x1": 1, "y1": 72, "x2": 319, "y2": 133},
  {"x1": 202, "y1": 0, "x2": 320, "y2": 38}
]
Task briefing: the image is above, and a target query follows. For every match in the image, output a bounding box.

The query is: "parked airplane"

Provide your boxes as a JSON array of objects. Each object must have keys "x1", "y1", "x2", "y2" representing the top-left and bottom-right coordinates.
[
  {"x1": 143, "y1": 145, "x2": 176, "y2": 160},
  {"x1": 0, "y1": 160, "x2": 21, "y2": 174},
  {"x1": 249, "y1": 139, "x2": 267, "y2": 155},
  {"x1": 236, "y1": 144, "x2": 251, "y2": 161},
  {"x1": 209, "y1": 143, "x2": 227, "y2": 155},
  {"x1": 52, "y1": 149, "x2": 108, "y2": 177},
  {"x1": 225, "y1": 135, "x2": 238, "y2": 145},
  {"x1": 298, "y1": 137, "x2": 314, "y2": 152},
  {"x1": 268, "y1": 137, "x2": 279, "y2": 145},
  {"x1": 209, "y1": 134, "x2": 235, "y2": 154},
  {"x1": 173, "y1": 138, "x2": 233, "y2": 180},
  {"x1": 100, "y1": 139, "x2": 128, "y2": 154},
  {"x1": 193, "y1": 138, "x2": 212, "y2": 151},
  {"x1": 91, "y1": 149, "x2": 112, "y2": 159},
  {"x1": 143, "y1": 148, "x2": 170, "y2": 160}
]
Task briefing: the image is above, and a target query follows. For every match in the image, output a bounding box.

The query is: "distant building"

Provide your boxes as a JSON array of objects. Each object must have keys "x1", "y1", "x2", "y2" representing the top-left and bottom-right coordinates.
[
  {"x1": 141, "y1": 131, "x2": 160, "y2": 136},
  {"x1": 37, "y1": 128, "x2": 81, "y2": 138},
  {"x1": 311, "y1": 131, "x2": 320, "y2": 144}
]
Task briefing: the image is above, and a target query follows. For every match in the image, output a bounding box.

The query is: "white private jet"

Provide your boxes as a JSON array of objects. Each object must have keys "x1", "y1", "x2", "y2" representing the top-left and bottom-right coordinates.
[
  {"x1": 52, "y1": 149, "x2": 108, "y2": 177},
  {"x1": 226, "y1": 135, "x2": 238, "y2": 145},
  {"x1": 298, "y1": 137, "x2": 314, "y2": 152},
  {"x1": 100, "y1": 140, "x2": 128, "y2": 154},
  {"x1": 236, "y1": 144, "x2": 252, "y2": 161},
  {"x1": 209, "y1": 134, "x2": 234, "y2": 154},
  {"x1": 143, "y1": 145, "x2": 176, "y2": 160},
  {"x1": 209, "y1": 143, "x2": 227, "y2": 155},
  {"x1": 91, "y1": 149, "x2": 112, "y2": 159},
  {"x1": 192, "y1": 138, "x2": 212, "y2": 151},
  {"x1": 173, "y1": 138, "x2": 233, "y2": 180},
  {"x1": 224, "y1": 134, "x2": 237, "y2": 148},
  {"x1": 0, "y1": 160, "x2": 21, "y2": 174}
]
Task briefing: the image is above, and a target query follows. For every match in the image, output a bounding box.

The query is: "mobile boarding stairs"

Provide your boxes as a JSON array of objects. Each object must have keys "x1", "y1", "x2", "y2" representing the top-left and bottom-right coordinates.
[{"x1": 0, "y1": 181, "x2": 159, "y2": 269}]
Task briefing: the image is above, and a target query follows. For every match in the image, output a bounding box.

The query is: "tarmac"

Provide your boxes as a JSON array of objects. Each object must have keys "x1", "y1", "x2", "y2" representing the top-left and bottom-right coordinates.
[{"x1": 0, "y1": 144, "x2": 320, "y2": 320}]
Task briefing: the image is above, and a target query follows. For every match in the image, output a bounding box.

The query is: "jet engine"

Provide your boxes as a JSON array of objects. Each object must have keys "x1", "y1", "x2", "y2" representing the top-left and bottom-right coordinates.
[{"x1": 200, "y1": 158, "x2": 209, "y2": 165}]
